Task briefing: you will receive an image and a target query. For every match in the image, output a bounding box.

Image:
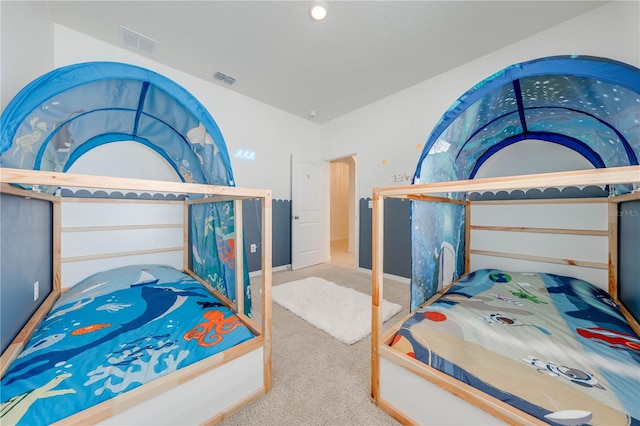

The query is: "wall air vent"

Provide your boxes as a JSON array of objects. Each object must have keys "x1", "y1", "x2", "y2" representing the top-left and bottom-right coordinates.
[
  {"x1": 213, "y1": 71, "x2": 236, "y2": 85},
  {"x1": 118, "y1": 25, "x2": 158, "y2": 56}
]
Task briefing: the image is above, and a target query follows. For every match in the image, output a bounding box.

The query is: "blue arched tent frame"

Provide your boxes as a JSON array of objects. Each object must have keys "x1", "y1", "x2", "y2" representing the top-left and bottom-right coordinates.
[
  {"x1": 410, "y1": 55, "x2": 640, "y2": 310},
  {"x1": 0, "y1": 61, "x2": 251, "y2": 314},
  {"x1": 414, "y1": 55, "x2": 640, "y2": 185}
]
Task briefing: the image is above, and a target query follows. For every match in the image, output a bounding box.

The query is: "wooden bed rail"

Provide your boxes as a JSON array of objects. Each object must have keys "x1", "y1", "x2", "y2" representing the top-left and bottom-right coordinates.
[
  {"x1": 374, "y1": 165, "x2": 639, "y2": 198},
  {"x1": 469, "y1": 249, "x2": 607, "y2": 270},
  {"x1": 470, "y1": 224, "x2": 608, "y2": 236},
  {"x1": 0, "y1": 291, "x2": 60, "y2": 377},
  {"x1": 0, "y1": 167, "x2": 271, "y2": 199}
]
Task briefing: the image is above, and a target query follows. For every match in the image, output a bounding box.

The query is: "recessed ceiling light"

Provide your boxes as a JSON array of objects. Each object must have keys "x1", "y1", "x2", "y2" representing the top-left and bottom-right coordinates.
[{"x1": 309, "y1": 1, "x2": 328, "y2": 21}]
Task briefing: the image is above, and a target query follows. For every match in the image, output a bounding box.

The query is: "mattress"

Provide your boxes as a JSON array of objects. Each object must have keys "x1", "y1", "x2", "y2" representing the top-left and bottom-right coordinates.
[
  {"x1": 390, "y1": 269, "x2": 640, "y2": 425},
  {"x1": 1, "y1": 264, "x2": 255, "y2": 425}
]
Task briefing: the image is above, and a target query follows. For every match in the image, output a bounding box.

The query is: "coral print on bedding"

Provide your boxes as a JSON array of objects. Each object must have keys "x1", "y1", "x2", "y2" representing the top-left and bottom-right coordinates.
[
  {"x1": 391, "y1": 269, "x2": 640, "y2": 425},
  {"x1": 0, "y1": 265, "x2": 254, "y2": 425}
]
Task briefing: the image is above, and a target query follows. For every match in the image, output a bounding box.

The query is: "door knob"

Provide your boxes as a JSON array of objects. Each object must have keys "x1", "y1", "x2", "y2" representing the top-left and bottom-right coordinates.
[{"x1": 294, "y1": 215, "x2": 300, "y2": 219}]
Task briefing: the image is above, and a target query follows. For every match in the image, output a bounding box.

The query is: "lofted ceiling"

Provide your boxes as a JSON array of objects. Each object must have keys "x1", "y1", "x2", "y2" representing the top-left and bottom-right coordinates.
[{"x1": 42, "y1": 1, "x2": 608, "y2": 123}]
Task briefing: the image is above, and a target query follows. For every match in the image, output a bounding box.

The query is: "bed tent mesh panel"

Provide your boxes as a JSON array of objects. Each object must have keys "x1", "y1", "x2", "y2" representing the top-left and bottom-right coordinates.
[
  {"x1": 0, "y1": 61, "x2": 251, "y2": 315},
  {"x1": 410, "y1": 55, "x2": 640, "y2": 310}
]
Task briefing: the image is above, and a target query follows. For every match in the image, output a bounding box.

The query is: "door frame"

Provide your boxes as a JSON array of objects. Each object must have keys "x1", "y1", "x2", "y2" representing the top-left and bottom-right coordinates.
[{"x1": 326, "y1": 153, "x2": 358, "y2": 267}]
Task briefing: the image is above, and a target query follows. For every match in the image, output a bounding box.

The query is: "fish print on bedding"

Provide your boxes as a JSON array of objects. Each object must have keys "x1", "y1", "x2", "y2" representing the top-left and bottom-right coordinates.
[
  {"x1": 0, "y1": 264, "x2": 255, "y2": 425},
  {"x1": 391, "y1": 269, "x2": 640, "y2": 426}
]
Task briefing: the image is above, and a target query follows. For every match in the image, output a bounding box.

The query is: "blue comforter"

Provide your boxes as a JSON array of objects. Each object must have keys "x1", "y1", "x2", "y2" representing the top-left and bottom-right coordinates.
[
  {"x1": 1, "y1": 264, "x2": 255, "y2": 425},
  {"x1": 391, "y1": 269, "x2": 640, "y2": 425}
]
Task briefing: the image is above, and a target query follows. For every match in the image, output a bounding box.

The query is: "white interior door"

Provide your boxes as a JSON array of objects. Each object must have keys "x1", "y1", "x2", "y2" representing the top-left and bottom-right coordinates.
[{"x1": 291, "y1": 154, "x2": 325, "y2": 270}]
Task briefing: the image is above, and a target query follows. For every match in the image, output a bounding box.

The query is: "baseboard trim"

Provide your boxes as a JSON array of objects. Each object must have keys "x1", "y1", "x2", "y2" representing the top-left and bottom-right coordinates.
[
  {"x1": 250, "y1": 264, "x2": 409, "y2": 284},
  {"x1": 249, "y1": 264, "x2": 291, "y2": 277},
  {"x1": 357, "y1": 267, "x2": 410, "y2": 284}
]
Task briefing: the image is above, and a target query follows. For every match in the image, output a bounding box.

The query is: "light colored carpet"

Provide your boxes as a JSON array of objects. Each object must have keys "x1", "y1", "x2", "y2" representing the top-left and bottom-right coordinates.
[
  {"x1": 272, "y1": 276, "x2": 402, "y2": 344},
  {"x1": 220, "y1": 263, "x2": 408, "y2": 426}
]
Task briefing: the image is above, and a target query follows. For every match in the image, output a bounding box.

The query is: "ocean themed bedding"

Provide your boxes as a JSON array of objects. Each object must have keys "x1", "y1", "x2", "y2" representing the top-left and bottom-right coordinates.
[
  {"x1": 390, "y1": 269, "x2": 640, "y2": 425},
  {"x1": 0, "y1": 264, "x2": 255, "y2": 425}
]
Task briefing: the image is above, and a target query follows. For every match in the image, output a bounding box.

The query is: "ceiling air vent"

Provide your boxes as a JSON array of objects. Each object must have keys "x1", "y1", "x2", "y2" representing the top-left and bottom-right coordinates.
[
  {"x1": 119, "y1": 25, "x2": 157, "y2": 56},
  {"x1": 213, "y1": 72, "x2": 236, "y2": 85}
]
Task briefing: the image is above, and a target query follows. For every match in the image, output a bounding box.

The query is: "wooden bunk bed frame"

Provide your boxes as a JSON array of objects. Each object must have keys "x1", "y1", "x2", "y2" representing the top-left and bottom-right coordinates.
[
  {"x1": 0, "y1": 167, "x2": 273, "y2": 425},
  {"x1": 370, "y1": 165, "x2": 640, "y2": 426}
]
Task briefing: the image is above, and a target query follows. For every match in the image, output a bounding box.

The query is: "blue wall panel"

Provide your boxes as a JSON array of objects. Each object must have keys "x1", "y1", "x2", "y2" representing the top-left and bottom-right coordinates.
[
  {"x1": 359, "y1": 198, "x2": 373, "y2": 271},
  {"x1": 242, "y1": 199, "x2": 291, "y2": 272},
  {"x1": 240, "y1": 196, "x2": 410, "y2": 276},
  {"x1": 618, "y1": 199, "x2": 640, "y2": 322},
  {"x1": 359, "y1": 197, "x2": 411, "y2": 278},
  {"x1": 1, "y1": 193, "x2": 53, "y2": 353}
]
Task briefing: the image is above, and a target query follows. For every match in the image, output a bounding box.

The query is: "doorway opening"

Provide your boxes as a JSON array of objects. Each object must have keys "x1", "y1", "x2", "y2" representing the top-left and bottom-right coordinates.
[{"x1": 329, "y1": 155, "x2": 357, "y2": 269}]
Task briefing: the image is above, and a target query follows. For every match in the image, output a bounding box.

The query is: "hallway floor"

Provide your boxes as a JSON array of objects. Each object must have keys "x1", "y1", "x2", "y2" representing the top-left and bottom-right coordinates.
[{"x1": 329, "y1": 239, "x2": 356, "y2": 269}]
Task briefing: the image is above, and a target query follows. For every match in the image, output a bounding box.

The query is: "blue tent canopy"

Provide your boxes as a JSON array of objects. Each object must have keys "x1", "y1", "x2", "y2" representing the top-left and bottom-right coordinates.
[
  {"x1": 414, "y1": 55, "x2": 640, "y2": 188},
  {"x1": 1, "y1": 61, "x2": 234, "y2": 188},
  {"x1": 409, "y1": 55, "x2": 640, "y2": 311},
  {"x1": 0, "y1": 62, "x2": 251, "y2": 315}
]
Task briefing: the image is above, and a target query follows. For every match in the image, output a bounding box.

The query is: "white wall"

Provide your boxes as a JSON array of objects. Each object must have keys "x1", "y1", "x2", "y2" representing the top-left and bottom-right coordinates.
[
  {"x1": 474, "y1": 140, "x2": 595, "y2": 179},
  {"x1": 321, "y1": 1, "x2": 640, "y2": 199},
  {"x1": 0, "y1": 1, "x2": 54, "y2": 109},
  {"x1": 44, "y1": 25, "x2": 320, "y2": 201},
  {"x1": 66, "y1": 141, "x2": 180, "y2": 181}
]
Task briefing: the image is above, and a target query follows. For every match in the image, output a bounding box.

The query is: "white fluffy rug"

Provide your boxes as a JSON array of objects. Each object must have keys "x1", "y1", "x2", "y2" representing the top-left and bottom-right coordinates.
[{"x1": 271, "y1": 276, "x2": 402, "y2": 345}]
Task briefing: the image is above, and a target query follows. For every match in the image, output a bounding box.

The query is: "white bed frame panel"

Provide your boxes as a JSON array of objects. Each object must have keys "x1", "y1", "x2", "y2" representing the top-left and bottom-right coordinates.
[
  {"x1": 371, "y1": 166, "x2": 640, "y2": 426},
  {"x1": 470, "y1": 201, "x2": 609, "y2": 229},
  {"x1": 61, "y1": 252, "x2": 185, "y2": 289},
  {"x1": 379, "y1": 356, "x2": 507, "y2": 426},
  {"x1": 60, "y1": 199, "x2": 185, "y2": 288},
  {"x1": 470, "y1": 200, "x2": 609, "y2": 289},
  {"x1": 96, "y1": 347, "x2": 264, "y2": 426},
  {"x1": 0, "y1": 168, "x2": 274, "y2": 425}
]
